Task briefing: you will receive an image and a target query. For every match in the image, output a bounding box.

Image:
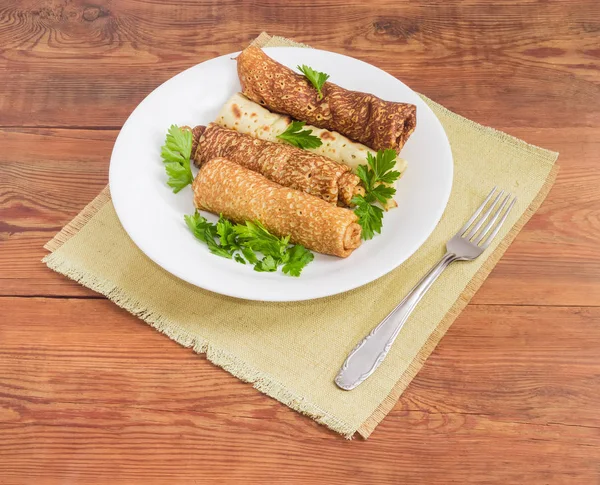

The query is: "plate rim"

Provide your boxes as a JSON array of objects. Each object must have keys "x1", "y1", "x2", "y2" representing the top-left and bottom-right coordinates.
[{"x1": 109, "y1": 46, "x2": 453, "y2": 302}]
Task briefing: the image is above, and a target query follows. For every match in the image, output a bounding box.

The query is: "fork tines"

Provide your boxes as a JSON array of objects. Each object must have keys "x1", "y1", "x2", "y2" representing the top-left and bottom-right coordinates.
[{"x1": 459, "y1": 187, "x2": 517, "y2": 249}]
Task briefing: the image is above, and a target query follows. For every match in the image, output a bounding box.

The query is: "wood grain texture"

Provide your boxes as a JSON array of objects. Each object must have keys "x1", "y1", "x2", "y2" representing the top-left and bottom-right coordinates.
[
  {"x1": 1, "y1": 0, "x2": 599, "y2": 482},
  {"x1": 0, "y1": 0, "x2": 598, "y2": 130},
  {"x1": 1, "y1": 299, "x2": 600, "y2": 484}
]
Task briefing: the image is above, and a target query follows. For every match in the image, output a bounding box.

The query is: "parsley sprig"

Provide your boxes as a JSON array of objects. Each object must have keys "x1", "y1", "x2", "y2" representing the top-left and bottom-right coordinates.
[
  {"x1": 185, "y1": 212, "x2": 314, "y2": 277},
  {"x1": 297, "y1": 65, "x2": 330, "y2": 100},
  {"x1": 161, "y1": 125, "x2": 194, "y2": 193},
  {"x1": 276, "y1": 121, "x2": 323, "y2": 150},
  {"x1": 351, "y1": 149, "x2": 401, "y2": 240}
]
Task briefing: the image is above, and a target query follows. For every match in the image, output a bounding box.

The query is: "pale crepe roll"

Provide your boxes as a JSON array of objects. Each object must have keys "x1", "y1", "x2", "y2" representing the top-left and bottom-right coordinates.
[
  {"x1": 215, "y1": 93, "x2": 405, "y2": 209},
  {"x1": 192, "y1": 158, "x2": 362, "y2": 258},
  {"x1": 216, "y1": 93, "x2": 408, "y2": 173}
]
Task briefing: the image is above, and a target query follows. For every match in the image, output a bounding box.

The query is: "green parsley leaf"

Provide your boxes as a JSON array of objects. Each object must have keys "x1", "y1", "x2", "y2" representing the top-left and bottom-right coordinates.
[
  {"x1": 204, "y1": 228, "x2": 233, "y2": 259},
  {"x1": 185, "y1": 214, "x2": 314, "y2": 276},
  {"x1": 353, "y1": 149, "x2": 402, "y2": 239},
  {"x1": 357, "y1": 150, "x2": 401, "y2": 194},
  {"x1": 297, "y1": 64, "x2": 330, "y2": 100},
  {"x1": 217, "y1": 215, "x2": 240, "y2": 250},
  {"x1": 369, "y1": 184, "x2": 397, "y2": 205},
  {"x1": 241, "y1": 246, "x2": 259, "y2": 264},
  {"x1": 282, "y1": 245, "x2": 314, "y2": 277},
  {"x1": 377, "y1": 170, "x2": 401, "y2": 185},
  {"x1": 184, "y1": 212, "x2": 217, "y2": 243},
  {"x1": 355, "y1": 164, "x2": 371, "y2": 188},
  {"x1": 164, "y1": 162, "x2": 192, "y2": 193},
  {"x1": 233, "y1": 221, "x2": 289, "y2": 260},
  {"x1": 161, "y1": 125, "x2": 193, "y2": 193},
  {"x1": 367, "y1": 149, "x2": 398, "y2": 180},
  {"x1": 254, "y1": 255, "x2": 278, "y2": 272},
  {"x1": 276, "y1": 121, "x2": 323, "y2": 150},
  {"x1": 185, "y1": 212, "x2": 230, "y2": 258},
  {"x1": 352, "y1": 195, "x2": 384, "y2": 240}
]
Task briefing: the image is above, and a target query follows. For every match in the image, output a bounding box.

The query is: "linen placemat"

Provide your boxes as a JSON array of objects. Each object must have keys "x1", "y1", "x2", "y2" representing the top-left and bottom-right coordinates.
[{"x1": 43, "y1": 33, "x2": 558, "y2": 438}]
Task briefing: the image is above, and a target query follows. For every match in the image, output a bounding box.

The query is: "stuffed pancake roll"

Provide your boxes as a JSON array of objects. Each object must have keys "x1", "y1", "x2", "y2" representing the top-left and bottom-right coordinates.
[
  {"x1": 192, "y1": 158, "x2": 362, "y2": 258},
  {"x1": 215, "y1": 92, "x2": 408, "y2": 175},
  {"x1": 192, "y1": 123, "x2": 364, "y2": 207},
  {"x1": 236, "y1": 46, "x2": 417, "y2": 152}
]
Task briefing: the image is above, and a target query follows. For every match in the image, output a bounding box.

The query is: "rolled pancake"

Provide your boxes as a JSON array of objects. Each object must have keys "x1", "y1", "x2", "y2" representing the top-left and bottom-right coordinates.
[
  {"x1": 193, "y1": 123, "x2": 364, "y2": 207},
  {"x1": 237, "y1": 46, "x2": 417, "y2": 152},
  {"x1": 216, "y1": 93, "x2": 407, "y2": 174},
  {"x1": 193, "y1": 158, "x2": 362, "y2": 257}
]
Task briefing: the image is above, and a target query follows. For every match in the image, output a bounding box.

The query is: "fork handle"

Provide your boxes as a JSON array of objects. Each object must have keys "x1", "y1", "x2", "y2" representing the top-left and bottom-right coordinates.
[{"x1": 335, "y1": 252, "x2": 459, "y2": 391}]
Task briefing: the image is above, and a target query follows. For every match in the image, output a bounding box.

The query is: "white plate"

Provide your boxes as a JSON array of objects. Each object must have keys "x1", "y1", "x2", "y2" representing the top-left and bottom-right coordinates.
[{"x1": 109, "y1": 47, "x2": 453, "y2": 302}]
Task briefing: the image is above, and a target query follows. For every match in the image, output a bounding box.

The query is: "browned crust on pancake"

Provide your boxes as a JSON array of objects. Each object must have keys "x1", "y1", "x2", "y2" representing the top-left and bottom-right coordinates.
[
  {"x1": 237, "y1": 46, "x2": 416, "y2": 152},
  {"x1": 192, "y1": 158, "x2": 362, "y2": 257},
  {"x1": 194, "y1": 123, "x2": 362, "y2": 207}
]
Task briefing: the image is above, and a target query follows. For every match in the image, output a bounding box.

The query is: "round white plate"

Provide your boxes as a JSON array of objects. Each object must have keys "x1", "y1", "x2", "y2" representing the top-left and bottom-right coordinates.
[{"x1": 109, "y1": 47, "x2": 453, "y2": 302}]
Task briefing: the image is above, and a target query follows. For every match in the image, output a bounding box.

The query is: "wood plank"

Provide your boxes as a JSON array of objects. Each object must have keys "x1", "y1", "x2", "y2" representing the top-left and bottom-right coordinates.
[
  {"x1": 1, "y1": 127, "x2": 599, "y2": 306},
  {"x1": 1, "y1": 298, "x2": 599, "y2": 483},
  {"x1": 0, "y1": 128, "x2": 113, "y2": 297},
  {"x1": 0, "y1": 1, "x2": 598, "y2": 129},
  {"x1": 473, "y1": 126, "x2": 600, "y2": 305},
  {"x1": 0, "y1": 129, "x2": 112, "y2": 226}
]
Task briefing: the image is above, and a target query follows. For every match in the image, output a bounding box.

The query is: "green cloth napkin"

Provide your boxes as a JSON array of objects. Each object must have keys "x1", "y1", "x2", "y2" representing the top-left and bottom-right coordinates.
[{"x1": 43, "y1": 33, "x2": 558, "y2": 438}]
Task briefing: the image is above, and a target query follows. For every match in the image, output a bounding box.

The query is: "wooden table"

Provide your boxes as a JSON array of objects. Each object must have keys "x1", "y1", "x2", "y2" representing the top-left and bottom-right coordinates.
[{"x1": 1, "y1": 1, "x2": 599, "y2": 483}]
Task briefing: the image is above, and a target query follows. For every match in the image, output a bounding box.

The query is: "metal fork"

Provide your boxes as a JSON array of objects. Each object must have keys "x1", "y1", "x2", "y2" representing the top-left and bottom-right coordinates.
[{"x1": 335, "y1": 187, "x2": 517, "y2": 391}]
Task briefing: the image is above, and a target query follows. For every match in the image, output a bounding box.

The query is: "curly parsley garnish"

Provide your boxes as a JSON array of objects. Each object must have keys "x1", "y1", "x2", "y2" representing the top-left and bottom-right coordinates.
[
  {"x1": 184, "y1": 213, "x2": 314, "y2": 277},
  {"x1": 352, "y1": 149, "x2": 401, "y2": 240},
  {"x1": 297, "y1": 64, "x2": 330, "y2": 100}
]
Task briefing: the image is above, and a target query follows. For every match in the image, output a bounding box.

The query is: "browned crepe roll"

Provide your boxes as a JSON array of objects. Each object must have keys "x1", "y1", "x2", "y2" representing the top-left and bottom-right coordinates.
[
  {"x1": 192, "y1": 123, "x2": 364, "y2": 207},
  {"x1": 192, "y1": 158, "x2": 362, "y2": 257},
  {"x1": 237, "y1": 46, "x2": 417, "y2": 152}
]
